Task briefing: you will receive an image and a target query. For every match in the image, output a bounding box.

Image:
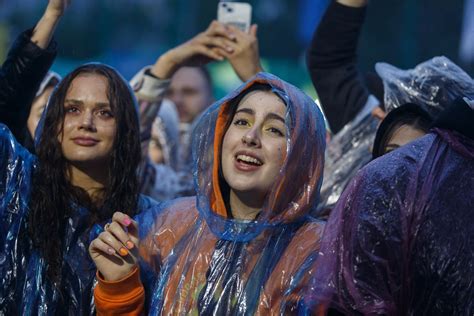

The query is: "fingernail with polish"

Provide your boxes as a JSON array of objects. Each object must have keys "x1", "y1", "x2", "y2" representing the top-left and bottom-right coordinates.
[
  {"x1": 126, "y1": 241, "x2": 135, "y2": 250},
  {"x1": 108, "y1": 248, "x2": 115, "y2": 255},
  {"x1": 119, "y1": 247, "x2": 129, "y2": 256},
  {"x1": 123, "y1": 217, "x2": 131, "y2": 226}
]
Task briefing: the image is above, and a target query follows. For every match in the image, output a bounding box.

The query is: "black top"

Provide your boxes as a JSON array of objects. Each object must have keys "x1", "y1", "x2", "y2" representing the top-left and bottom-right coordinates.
[
  {"x1": 0, "y1": 28, "x2": 57, "y2": 152},
  {"x1": 306, "y1": 1, "x2": 378, "y2": 134}
]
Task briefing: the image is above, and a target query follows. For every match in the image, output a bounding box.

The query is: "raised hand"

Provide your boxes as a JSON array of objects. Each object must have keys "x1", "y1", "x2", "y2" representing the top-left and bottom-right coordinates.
[
  {"x1": 150, "y1": 21, "x2": 236, "y2": 79},
  {"x1": 31, "y1": 0, "x2": 72, "y2": 48},
  {"x1": 221, "y1": 24, "x2": 263, "y2": 82},
  {"x1": 337, "y1": 0, "x2": 368, "y2": 8},
  {"x1": 46, "y1": 0, "x2": 72, "y2": 17},
  {"x1": 89, "y1": 212, "x2": 140, "y2": 281}
]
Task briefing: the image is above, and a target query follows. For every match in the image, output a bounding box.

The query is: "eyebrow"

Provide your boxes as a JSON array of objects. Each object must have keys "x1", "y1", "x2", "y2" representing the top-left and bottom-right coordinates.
[
  {"x1": 235, "y1": 107, "x2": 285, "y2": 124},
  {"x1": 265, "y1": 113, "x2": 285, "y2": 124},
  {"x1": 235, "y1": 108, "x2": 254, "y2": 116},
  {"x1": 65, "y1": 99, "x2": 110, "y2": 108}
]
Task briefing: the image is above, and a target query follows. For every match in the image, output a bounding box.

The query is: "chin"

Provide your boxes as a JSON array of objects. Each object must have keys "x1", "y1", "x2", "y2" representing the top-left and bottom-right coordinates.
[{"x1": 66, "y1": 154, "x2": 110, "y2": 166}]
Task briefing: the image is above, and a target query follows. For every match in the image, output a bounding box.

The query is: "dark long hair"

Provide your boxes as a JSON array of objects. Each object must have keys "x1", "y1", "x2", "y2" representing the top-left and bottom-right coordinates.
[
  {"x1": 28, "y1": 63, "x2": 141, "y2": 283},
  {"x1": 372, "y1": 103, "x2": 432, "y2": 159}
]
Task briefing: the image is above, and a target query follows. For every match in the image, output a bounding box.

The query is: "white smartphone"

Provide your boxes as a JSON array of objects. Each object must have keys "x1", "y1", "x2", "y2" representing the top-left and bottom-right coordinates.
[{"x1": 217, "y1": 2, "x2": 252, "y2": 33}]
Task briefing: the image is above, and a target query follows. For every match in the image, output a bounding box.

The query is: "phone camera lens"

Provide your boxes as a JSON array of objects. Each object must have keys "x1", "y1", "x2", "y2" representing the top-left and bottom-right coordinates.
[
  {"x1": 228, "y1": 7, "x2": 233, "y2": 12},
  {"x1": 222, "y1": 3, "x2": 227, "y2": 7}
]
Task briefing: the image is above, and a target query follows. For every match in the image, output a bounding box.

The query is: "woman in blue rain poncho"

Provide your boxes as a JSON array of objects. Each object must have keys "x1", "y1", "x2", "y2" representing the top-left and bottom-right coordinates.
[
  {"x1": 90, "y1": 72, "x2": 327, "y2": 315},
  {"x1": 0, "y1": 63, "x2": 156, "y2": 314}
]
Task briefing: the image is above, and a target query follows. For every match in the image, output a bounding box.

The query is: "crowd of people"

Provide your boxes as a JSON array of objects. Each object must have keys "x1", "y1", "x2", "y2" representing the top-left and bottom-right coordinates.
[{"x1": 0, "y1": 0, "x2": 472, "y2": 315}]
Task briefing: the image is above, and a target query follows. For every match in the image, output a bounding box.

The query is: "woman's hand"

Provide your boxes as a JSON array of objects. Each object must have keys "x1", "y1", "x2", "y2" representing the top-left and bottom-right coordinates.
[
  {"x1": 45, "y1": 0, "x2": 72, "y2": 18},
  {"x1": 31, "y1": 0, "x2": 72, "y2": 49},
  {"x1": 222, "y1": 24, "x2": 263, "y2": 82},
  {"x1": 151, "y1": 20, "x2": 236, "y2": 79},
  {"x1": 89, "y1": 212, "x2": 139, "y2": 281}
]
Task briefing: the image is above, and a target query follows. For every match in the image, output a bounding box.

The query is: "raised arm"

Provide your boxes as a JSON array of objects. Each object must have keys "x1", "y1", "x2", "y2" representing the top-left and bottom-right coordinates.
[
  {"x1": 30, "y1": 0, "x2": 70, "y2": 48},
  {"x1": 306, "y1": 0, "x2": 372, "y2": 134},
  {"x1": 220, "y1": 24, "x2": 263, "y2": 82},
  {"x1": 133, "y1": 21, "x2": 236, "y2": 195},
  {"x1": 0, "y1": 0, "x2": 70, "y2": 143}
]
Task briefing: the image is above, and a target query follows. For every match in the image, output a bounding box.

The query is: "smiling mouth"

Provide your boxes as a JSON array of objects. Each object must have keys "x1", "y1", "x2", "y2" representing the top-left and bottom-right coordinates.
[{"x1": 236, "y1": 154, "x2": 263, "y2": 166}]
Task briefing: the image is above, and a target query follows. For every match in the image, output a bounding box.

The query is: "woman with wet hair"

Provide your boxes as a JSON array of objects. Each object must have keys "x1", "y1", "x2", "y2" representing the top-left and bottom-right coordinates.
[
  {"x1": 0, "y1": 63, "x2": 156, "y2": 314},
  {"x1": 89, "y1": 73, "x2": 327, "y2": 315}
]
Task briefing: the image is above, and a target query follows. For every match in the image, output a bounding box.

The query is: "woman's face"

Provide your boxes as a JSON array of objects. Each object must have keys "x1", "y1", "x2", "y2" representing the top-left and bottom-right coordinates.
[
  {"x1": 221, "y1": 90, "x2": 287, "y2": 197},
  {"x1": 384, "y1": 124, "x2": 426, "y2": 154},
  {"x1": 59, "y1": 73, "x2": 117, "y2": 167}
]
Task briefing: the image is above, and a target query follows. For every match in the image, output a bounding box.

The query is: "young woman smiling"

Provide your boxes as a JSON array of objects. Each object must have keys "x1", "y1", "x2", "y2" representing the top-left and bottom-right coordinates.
[{"x1": 90, "y1": 73, "x2": 327, "y2": 315}]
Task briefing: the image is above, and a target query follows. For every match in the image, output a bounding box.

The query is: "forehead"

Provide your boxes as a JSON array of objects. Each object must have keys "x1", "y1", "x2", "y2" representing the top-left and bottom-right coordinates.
[
  {"x1": 389, "y1": 124, "x2": 426, "y2": 143},
  {"x1": 66, "y1": 73, "x2": 109, "y2": 100},
  {"x1": 170, "y1": 67, "x2": 209, "y2": 91},
  {"x1": 236, "y1": 90, "x2": 286, "y2": 117}
]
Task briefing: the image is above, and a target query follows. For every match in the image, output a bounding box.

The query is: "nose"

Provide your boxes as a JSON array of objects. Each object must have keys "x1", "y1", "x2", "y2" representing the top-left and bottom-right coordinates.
[
  {"x1": 241, "y1": 127, "x2": 261, "y2": 147},
  {"x1": 79, "y1": 110, "x2": 96, "y2": 131}
]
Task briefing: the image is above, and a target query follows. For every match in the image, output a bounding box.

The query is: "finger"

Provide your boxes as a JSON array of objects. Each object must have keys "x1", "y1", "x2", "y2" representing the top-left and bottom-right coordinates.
[
  {"x1": 194, "y1": 45, "x2": 225, "y2": 61},
  {"x1": 108, "y1": 221, "x2": 135, "y2": 250},
  {"x1": 98, "y1": 231, "x2": 130, "y2": 257},
  {"x1": 211, "y1": 47, "x2": 232, "y2": 59},
  {"x1": 125, "y1": 218, "x2": 140, "y2": 242},
  {"x1": 226, "y1": 24, "x2": 246, "y2": 39},
  {"x1": 110, "y1": 212, "x2": 139, "y2": 244},
  {"x1": 90, "y1": 237, "x2": 116, "y2": 257},
  {"x1": 201, "y1": 36, "x2": 236, "y2": 53},
  {"x1": 250, "y1": 24, "x2": 258, "y2": 36},
  {"x1": 207, "y1": 20, "x2": 236, "y2": 41}
]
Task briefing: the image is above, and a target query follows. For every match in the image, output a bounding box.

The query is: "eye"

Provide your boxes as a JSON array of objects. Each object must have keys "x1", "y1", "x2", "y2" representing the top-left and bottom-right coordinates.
[
  {"x1": 182, "y1": 87, "x2": 198, "y2": 97},
  {"x1": 65, "y1": 105, "x2": 80, "y2": 114},
  {"x1": 98, "y1": 109, "x2": 114, "y2": 118},
  {"x1": 233, "y1": 118, "x2": 249, "y2": 126},
  {"x1": 267, "y1": 127, "x2": 284, "y2": 137}
]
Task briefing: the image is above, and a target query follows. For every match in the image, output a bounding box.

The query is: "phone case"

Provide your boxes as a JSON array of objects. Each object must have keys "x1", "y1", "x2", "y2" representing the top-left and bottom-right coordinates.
[{"x1": 217, "y1": 2, "x2": 252, "y2": 32}]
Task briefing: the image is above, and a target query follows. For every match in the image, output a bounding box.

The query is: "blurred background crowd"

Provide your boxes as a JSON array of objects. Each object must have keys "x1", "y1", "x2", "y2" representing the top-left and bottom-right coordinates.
[{"x1": 1, "y1": 0, "x2": 473, "y2": 99}]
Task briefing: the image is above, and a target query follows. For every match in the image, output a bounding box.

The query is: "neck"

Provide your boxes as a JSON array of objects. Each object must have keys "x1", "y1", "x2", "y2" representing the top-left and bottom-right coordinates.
[
  {"x1": 68, "y1": 162, "x2": 108, "y2": 199},
  {"x1": 229, "y1": 189, "x2": 264, "y2": 220}
]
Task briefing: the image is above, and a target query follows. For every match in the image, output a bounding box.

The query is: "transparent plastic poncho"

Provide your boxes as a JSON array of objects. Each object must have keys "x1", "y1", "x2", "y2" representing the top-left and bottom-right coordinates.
[
  {"x1": 376, "y1": 56, "x2": 474, "y2": 114},
  {"x1": 318, "y1": 56, "x2": 474, "y2": 213},
  {"x1": 134, "y1": 73, "x2": 327, "y2": 314},
  {"x1": 302, "y1": 128, "x2": 474, "y2": 315},
  {"x1": 0, "y1": 67, "x2": 157, "y2": 314}
]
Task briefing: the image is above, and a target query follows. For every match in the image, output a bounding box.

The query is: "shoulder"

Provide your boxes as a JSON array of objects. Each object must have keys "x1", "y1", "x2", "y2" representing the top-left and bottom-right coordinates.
[{"x1": 356, "y1": 133, "x2": 436, "y2": 188}]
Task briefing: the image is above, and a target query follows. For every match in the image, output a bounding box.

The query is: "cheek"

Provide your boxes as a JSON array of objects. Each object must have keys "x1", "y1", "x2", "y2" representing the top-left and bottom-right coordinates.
[
  {"x1": 272, "y1": 141, "x2": 287, "y2": 162},
  {"x1": 221, "y1": 135, "x2": 232, "y2": 167},
  {"x1": 61, "y1": 115, "x2": 79, "y2": 132},
  {"x1": 221, "y1": 129, "x2": 237, "y2": 156},
  {"x1": 101, "y1": 124, "x2": 117, "y2": 139}
]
